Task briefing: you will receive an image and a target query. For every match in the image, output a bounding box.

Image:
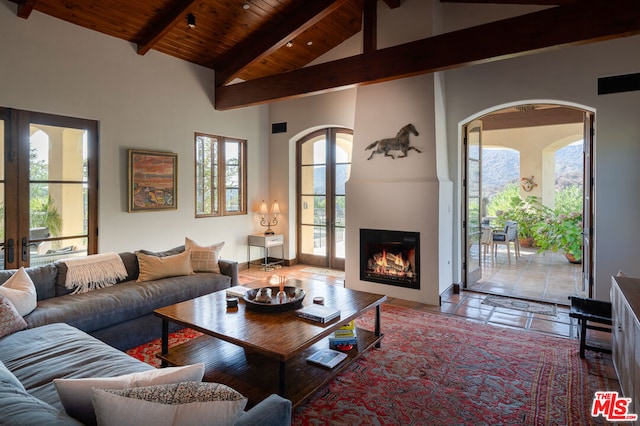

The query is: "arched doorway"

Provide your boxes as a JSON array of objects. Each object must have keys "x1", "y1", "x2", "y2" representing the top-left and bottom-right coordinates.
[
  {"x1": 296, "y1": 127, "x2": 353, "y2": 269},
  {"x1": 462, "y1": 102, "x2": 594, "y2": 304}
]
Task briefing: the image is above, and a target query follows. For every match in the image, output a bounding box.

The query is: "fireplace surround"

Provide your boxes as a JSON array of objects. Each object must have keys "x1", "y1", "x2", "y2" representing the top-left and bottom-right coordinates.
[{"x1": 360, "y1": 228, "x2": 420, "y2": 289}]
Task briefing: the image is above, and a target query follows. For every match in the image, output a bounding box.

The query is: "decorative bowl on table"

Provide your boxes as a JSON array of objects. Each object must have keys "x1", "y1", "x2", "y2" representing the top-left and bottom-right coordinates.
[{"x1": 243, "y1": 286, "x2": 306, "y2": 313}]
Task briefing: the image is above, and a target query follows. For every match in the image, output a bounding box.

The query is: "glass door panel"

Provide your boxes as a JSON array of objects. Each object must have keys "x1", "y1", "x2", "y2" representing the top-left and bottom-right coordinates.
[
  {"x1": 465, "y1": 122, "x2": 483, "y2": 287},
  {"x1": 28, "y1": 122, "x2": 89, "y2": 266},
  {"x1": 0, "y1": 114, "x2": 5, "y2": 268},
  {"x1": 0, "y1": 108, "x2": 97, "y2": 270},
  {"x1": 297, "y1": 128, "x2": 352, "y2": 269},
  {"x1": 333, "y1": 132, "x2": 352, "y2": 268}
]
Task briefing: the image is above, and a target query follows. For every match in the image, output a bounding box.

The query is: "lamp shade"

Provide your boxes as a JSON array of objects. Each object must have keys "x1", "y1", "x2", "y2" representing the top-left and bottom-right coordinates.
[
  {"x1": 259, "y1": 201, "x2": 269, "y2": 215},
  {"x1": 271, "y1": 201, "x2": 281, "y2": 215}
]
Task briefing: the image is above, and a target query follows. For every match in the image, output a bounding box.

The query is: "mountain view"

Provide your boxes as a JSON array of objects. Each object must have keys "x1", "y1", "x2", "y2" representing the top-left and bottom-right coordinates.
[{"x1": 482, "y1": 142, "x2": 583, "y2": 199}]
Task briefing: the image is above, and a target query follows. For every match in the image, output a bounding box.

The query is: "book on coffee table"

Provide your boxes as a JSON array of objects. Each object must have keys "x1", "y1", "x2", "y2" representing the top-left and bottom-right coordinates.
[
  {"x1": 306, "y1": 348, "x2": 348, "y2": 368},
  {"x1": 296, "y1": 304, "x2": 341, "y2": 323},
  {"x1": 225, "y1": 286, "x2": 252, "y2": 298}
]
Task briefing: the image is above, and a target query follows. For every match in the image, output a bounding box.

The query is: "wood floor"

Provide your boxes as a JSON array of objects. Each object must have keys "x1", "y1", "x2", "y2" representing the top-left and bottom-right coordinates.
[{"x1": 240, "y1": 263, "x2": 611, "y2": 348}]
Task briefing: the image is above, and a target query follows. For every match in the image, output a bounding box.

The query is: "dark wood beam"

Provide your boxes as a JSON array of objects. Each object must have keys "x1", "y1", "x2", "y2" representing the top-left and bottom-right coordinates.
[
  {"x1": 137, "y1": 0, "x2": 199, "y2": 56},
  {"x1": 215, "y1": 0, "x2": 640, "y2": 110},
  {"x1": 482, "y1": 107, "x2": 584, "y2": 131},
  {"x1": 214, "y1": 0, "x2": 350, "y2": 86},
  {"x1": 363, "y1": 0, "x2": 377, "y2": 54},
  {"x1": 440, "y1": 0, "x2": 576, "y2": 5},
  {"x1": 17, "y1": 0, "x2": 37, "y2": 19},
  {"x1": 382, "y1": 0, "x2": 402, "y2": 8}
]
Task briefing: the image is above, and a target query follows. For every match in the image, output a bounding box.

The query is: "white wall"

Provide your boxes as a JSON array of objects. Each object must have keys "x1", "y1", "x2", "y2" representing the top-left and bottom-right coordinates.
[{"x1": 0, "y1": 1, "x2": 269, "y2": 262}]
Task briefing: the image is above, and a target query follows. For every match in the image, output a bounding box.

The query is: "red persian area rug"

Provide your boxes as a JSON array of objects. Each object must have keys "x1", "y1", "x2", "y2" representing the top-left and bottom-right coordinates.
[{"x1": 126, "y1": 305, "x2": 619, "y2": 425}]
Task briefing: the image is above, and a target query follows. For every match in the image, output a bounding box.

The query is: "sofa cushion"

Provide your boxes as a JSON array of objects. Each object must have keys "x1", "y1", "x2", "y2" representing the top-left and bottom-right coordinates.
[
  {"x1": 136, "y1": 250, "x2": 194, "y2": 282},
  {"x1": 0, "y1": 323, "x2": 154, "y2": 409},
  {"x1": 54, "y1": 364, "x2": 205, "y2": 426},
  {"x1": 91, "y1": 382, "x2": 247, "y2": 426},
  {"x1": 24, "y1": 273, "x2": 230, "y2": 334},
  {"x1": 0, "y1": 264, "x2": 57, "y2": 301},
  {"x1": 0, "y1": 294, "x2": 27, "y2": 338},
  {"x1": 185, "y1": 237, "x2": 224, "y2": 273},
  {"x1": 0, "y1": 380, "x2": 82, "y2": 426},
  {"x1": 0, "y1": 267, "x2": 37, "y2": 316},
  {"x1": 0, "y1": 360, "x2": 24, "y2": 391}
]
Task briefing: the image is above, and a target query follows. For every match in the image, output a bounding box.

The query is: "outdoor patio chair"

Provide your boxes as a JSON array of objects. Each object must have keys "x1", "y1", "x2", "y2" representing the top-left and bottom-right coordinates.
[
  {"x1": 568, "y1": 296, "x2": 612, "y2": 358},
  {"x1": 491, "y1": 220, "x2": 520, "y2": 264}
]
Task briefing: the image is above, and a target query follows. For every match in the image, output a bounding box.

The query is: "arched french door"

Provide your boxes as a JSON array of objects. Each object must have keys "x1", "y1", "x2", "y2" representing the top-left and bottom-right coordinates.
[
  {"x1": 296, "y1": 128, "x2": 352, "y2": 269},
  {"x1": 462, "y1": 103, "x2": 594, "y2": 303}
]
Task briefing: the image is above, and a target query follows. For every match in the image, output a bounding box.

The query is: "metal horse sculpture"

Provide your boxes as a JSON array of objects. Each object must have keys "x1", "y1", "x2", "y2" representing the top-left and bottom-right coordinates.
[{"x1": 365, "y1": 124, "x2": 421, "y2": 160}]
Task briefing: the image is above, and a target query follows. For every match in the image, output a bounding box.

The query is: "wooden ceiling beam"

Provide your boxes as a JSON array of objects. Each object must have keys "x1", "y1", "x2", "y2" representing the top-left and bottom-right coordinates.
[
  {"x1": 214, "y1": 0, "x2": 351, "y2": 86},
  {"x1": 137, "y1": 0, "x2": 200, "y2": 56},
  {"x1": 440, "y1": 0, "x2": 576, "y2": 5},
  {"x1": 482, "y1": 108, "x2": 584, "y2": 131},
  {"x1": 382, "y1": 0, "x2": 402, "y2": 8},
  {"x1": 215, "y1": 0, "x2": 640, "y2": 110},
  {"x1": 17, "y1": 0, "x2": 38, "y2": 19},
  {"x1": 363, "y1": 0, "x2": 377, "y2": 54}
]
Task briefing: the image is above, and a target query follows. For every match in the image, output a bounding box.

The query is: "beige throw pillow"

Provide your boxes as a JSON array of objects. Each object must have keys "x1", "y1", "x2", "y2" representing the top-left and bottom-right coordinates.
[
  {"x1": 0, "y1": 267, "x2": 37, "y2": 316},
  {"x1": 136, "y1": 250, "x2": 194, "y2": 282},
  {"x1": 54, "y1": 364, "x2": 205, "y2": 426},
  {"x1": 185, "y1": 237, "x2": 224, "y2": 273},
  {"x1": 91, "y1": 382, "x2": 247, "y2": 426}
]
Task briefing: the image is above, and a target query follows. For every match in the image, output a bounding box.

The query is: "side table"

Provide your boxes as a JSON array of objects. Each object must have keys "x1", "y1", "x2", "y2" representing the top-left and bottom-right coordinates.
[{"x1": 248, "y1": 234, "x2": 284, "y2": 270}]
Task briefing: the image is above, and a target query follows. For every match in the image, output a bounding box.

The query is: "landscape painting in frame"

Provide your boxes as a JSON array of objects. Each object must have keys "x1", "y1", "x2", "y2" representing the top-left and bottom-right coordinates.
[{"x1": 128, "y1": 149, "x2": 177, "y2": 212}]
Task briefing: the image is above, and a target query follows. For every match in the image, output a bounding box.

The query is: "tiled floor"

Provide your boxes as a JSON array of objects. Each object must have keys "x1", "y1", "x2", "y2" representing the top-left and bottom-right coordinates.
[
  {"x1": 240, "y1": 263, "x2": 610, "y2": 348},
  {"x1": 468, "y1": 245, "x2": 588, "y2": 305}
]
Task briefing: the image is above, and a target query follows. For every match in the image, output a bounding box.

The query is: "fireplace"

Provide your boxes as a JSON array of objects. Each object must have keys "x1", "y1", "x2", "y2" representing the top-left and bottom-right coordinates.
[{"x1": 360, "y1": 229, "x2": 420, "y2": 289}]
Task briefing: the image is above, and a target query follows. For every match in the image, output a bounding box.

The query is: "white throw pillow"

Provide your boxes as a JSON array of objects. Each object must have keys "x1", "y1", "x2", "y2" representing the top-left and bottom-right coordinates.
[
  {"x1": 185, "y1": 237, "x2": 224, "y2": 273},
  {"x1": 54, "y1": 363, "x2": 205, "y2": 426},
  {"x1": 0, "y1": 267, "x2": 37, "y2": 316},
  {"x1": 91, "y1": 382, "x2": 247, "y2": 426}
]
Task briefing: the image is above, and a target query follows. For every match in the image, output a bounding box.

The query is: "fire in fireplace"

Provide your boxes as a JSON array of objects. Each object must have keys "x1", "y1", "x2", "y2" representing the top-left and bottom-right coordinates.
[{"x1": 360, "y1": 229, "x2": 420, "y2": 289}]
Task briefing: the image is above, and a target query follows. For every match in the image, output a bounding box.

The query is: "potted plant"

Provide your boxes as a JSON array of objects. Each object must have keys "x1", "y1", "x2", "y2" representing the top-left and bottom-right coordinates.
[
  {"x1": 535, "y1": 210, "x2": 583, "y2": 263},
  {"x1": 498, "y1": 195, "x2": 545, "y2": 248}
]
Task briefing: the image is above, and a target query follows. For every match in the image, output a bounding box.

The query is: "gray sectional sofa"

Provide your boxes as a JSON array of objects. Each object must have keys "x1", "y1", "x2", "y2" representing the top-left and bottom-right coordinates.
[
  {"x1": 0, "y1": 324, "x2": 292, "y2": 426},
  {"x1": 0, "y1": 248, "x2": 292, "y2": 425},
  {"x1": 12, "y1": 249, "x2": 238, "y2": 350}
]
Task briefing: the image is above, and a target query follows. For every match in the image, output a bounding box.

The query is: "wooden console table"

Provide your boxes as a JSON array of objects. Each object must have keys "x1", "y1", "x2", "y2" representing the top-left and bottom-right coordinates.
[{"x1": 611, "y1": 275, "x2": 640, "y2": 416}]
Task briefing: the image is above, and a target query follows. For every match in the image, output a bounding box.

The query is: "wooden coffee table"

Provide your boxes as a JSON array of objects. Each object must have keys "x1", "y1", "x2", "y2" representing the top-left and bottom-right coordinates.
[{"x1": 154, "y1": 279, "x2": 386, "y2": 408}]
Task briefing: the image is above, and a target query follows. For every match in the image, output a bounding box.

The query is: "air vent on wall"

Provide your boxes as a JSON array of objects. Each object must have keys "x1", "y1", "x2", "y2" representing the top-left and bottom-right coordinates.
[
  {"x1": 598, "y1": 73, "x2": 640, "y2": 95},
  {"x1": 271, "y1": 122, "x2": 287, "y2": 134}
]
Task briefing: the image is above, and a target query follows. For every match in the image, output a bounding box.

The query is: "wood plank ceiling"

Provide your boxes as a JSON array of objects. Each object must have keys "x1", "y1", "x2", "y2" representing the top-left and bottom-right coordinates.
[{"x1": 10, "y1": 0, "x2": 640, "y2": 110}]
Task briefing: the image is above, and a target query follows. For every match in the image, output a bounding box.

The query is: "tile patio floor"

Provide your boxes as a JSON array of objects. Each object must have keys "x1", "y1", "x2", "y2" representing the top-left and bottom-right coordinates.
[{"x1": 468, "y1": 245, "x2": 588, "y2": 305}]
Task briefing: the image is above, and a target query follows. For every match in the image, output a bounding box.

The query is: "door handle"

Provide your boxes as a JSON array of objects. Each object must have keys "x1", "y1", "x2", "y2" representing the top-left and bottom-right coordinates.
[
  {"x1": 22, "y1": 237, "x2": 28, "y2": 262},
  {"x1": 6, "y1": 239, "x2": 14, "y2": 264}
]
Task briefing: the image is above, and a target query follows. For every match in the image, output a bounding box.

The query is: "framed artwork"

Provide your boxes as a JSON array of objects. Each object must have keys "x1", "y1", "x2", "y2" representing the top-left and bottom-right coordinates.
[{"x1": 128, "y1": 149, "x2": 178, "y2": 212}]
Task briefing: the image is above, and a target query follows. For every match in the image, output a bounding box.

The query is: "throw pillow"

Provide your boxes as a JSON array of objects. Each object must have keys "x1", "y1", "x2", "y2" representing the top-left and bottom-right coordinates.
[
  {"x1": 0, "y1": 267, "x2": 37, "y2": 316},
  {"x1": 91, "y1": 382, "x2": 247, "y2": 426},
  {"x1": 54, "y1": 363, "x2": 205, "y2": 426},
  {"x1": 137, "y1": 245, "x2": 185, "y2": 258},
  {"x1": 0, "y1": 294, "x2": 27, "y2": 338},
  {"x1": 185, "y1": 237, "x2": 224, "y2": 273},
  {"x1": 136, "y1": 250, "x2": 194, "y2": 283}
]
